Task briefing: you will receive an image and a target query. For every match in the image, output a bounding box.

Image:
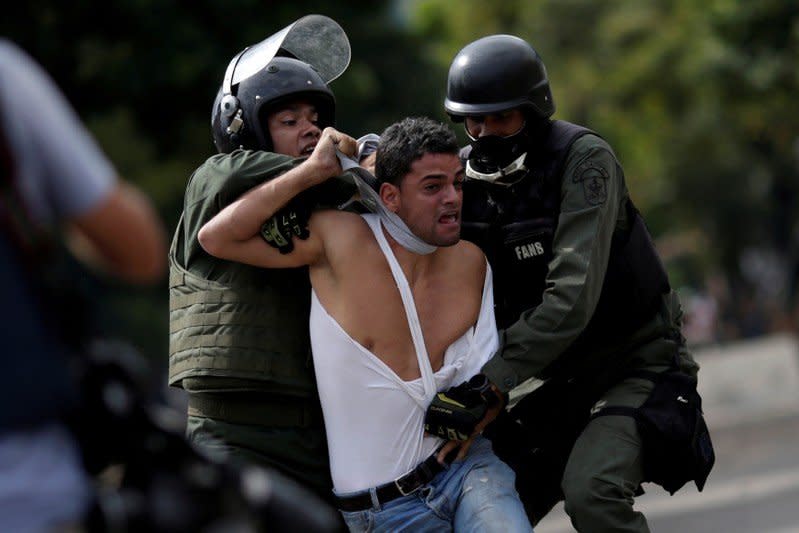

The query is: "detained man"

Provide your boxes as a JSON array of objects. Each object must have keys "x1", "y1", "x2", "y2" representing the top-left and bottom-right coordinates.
[{"x1": 198, "y1": 117, "x2": 532, "y2": 532}]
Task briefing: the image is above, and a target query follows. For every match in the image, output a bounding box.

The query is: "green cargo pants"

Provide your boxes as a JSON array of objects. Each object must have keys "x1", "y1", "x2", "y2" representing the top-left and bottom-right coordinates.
[
  {"x1": 561, "y1": 371, "x2": 655, "y2": 532},
  {"x1": 186, "y1": 415, "x2": 332, "y2": 499},
  {"x1": 560, "y1": 336, "x2": 699, "y2": 533},
  {"x1": 184, "y1": 389, "x2": 334, "y2": 502}
]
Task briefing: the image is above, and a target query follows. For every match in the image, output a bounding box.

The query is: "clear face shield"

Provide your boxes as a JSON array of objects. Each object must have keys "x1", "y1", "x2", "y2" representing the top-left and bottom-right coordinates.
[
  {"x1": 221, "y1": 14, "x2": 351, "y2": 107},
  {"x1": 215, "y1": 15, "x2": 351, "y2": 149}
]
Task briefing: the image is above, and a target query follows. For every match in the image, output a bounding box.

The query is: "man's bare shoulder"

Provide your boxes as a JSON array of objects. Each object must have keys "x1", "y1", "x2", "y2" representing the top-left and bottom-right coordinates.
[
  {"x1": 444, "y1": 239, "x2": 487, "y2": 279},
  {"x1": 310, "y1": 209, "x2": 373, "y2": 245},
  {"x1": 311, "y1": 209, "x2": 368, "y2": 229},
  {"x1": 455, "y1": 239, "x2": 487, "y2": 264}
]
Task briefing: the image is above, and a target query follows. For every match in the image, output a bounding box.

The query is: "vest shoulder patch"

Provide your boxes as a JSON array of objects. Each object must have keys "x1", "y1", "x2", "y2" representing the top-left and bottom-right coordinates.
[{"x1": 573, "y1": 160, "x2": 609, "y2": 206}]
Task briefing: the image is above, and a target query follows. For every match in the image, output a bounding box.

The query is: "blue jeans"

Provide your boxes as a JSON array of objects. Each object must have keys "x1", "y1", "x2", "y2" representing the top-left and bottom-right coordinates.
[{"x1": 338, "y1": 436, "x2": 532, "y2": 532}]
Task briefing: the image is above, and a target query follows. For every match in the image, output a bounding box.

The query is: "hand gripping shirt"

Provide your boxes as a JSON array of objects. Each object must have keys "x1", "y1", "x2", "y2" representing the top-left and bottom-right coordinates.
[{"x1": 310, "y1": 214, "x2": 498, "y2": 493}]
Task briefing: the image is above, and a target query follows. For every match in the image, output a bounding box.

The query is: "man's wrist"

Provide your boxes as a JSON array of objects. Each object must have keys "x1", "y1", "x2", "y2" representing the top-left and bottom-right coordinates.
[
  {"x1": 489, "y1": 383, "x2": 508, "y2": 408},
  {"x1": 302, "y1": 150, "x2": 342, "y2": 185},
  {"x1": 467, "y1": 374, "x2": 506, "y2": 408}
]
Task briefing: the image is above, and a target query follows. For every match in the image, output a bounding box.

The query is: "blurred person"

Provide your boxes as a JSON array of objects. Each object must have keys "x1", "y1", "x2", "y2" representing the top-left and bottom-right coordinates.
[
  {"x1": 198, "y1": 116, "x2": 531, "y2": 532},
  {"x1": 168, "y1": 16, "x2": 359, "y2": 498},
  {"x1": 682, "y1": 287, "x2": 720, "y2": 347},
  {"x1": 0, "y1": 40, "x2": 166, "y2": 531},
  {"x1": 424, "y1": 34, "x2": 713, "y2": 532}
]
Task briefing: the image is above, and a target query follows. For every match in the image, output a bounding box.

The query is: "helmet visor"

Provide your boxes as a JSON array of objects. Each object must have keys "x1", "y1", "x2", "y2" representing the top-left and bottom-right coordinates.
[{"x1": 232, "y1": 14, "x2": 351, "y2": 86}]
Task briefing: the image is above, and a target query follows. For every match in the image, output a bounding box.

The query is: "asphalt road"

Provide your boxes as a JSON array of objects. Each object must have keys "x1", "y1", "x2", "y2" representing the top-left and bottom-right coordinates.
[{"x1": 535, "y1": 414, "x2": 799, "y2": 533}]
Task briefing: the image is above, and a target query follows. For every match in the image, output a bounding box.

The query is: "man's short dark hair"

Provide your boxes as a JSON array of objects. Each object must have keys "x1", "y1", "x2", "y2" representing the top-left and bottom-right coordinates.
[{"x1": 375, "y1": 117, "x2": 459, "y2": 186}]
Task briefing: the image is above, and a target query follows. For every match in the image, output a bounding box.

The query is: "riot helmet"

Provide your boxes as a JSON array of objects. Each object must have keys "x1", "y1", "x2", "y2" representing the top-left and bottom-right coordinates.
[
  {"x1": 210, "y1": 14, "x2": 350, "y2": 153},
  {"x1": 211, "y1": 56, "x2": 335, "y2": 153},
  {"x1": 445, "y1": 34, "x2": 554, "y2": 122},
  {"x1": 445, "y1": 35, "x2": 555, "y2": 185}
]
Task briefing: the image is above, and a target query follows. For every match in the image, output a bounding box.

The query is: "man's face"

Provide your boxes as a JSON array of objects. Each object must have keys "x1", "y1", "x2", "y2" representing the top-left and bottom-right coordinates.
[
  {"x1": 266, "y1": 99, "x2": 322, "y2": 157},
  {"x1": 391, "y1": 152, "x2": 464, "y2": 247},
  {"x1": 464, "y1": 108, "x2": 525, "y2": 139}
]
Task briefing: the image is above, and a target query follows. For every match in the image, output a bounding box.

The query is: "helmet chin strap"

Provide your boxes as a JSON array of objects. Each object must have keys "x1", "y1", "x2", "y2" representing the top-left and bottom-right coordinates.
[{"x1": 465, "y1": 152, "x2": 528, "y2": 186}]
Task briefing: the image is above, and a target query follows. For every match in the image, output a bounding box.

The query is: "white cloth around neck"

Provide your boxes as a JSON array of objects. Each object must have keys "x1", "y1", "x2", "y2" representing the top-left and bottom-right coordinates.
[{"x1": 337, "y1": 148, "x2": 437, "y2": 255}]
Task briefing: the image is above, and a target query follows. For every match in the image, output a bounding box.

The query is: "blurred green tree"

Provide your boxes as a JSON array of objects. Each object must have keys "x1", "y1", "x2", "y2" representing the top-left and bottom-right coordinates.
[
  {"x1": 409, "y1": 0, "x2": 799, "y2": 300},
  {"x1": 3, "y1": 0, "x2": 798, "y2": 353}
]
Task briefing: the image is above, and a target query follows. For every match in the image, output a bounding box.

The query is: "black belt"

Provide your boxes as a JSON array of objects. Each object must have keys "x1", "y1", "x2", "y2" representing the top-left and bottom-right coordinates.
[{"x1": 335, "y1": 452, "x2": 446, "y2": 512}]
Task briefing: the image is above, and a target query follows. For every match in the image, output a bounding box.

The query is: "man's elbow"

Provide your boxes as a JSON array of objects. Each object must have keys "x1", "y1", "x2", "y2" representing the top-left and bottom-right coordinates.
[
  {"x1": 69, "y1": 183, "x2": 168, "y2": 285},
  {"x1": 120, "y1": 248, "x2": 166, "y2": 284}
]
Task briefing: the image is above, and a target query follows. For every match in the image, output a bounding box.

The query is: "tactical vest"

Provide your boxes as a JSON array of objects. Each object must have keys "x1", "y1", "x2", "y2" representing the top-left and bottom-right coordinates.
[
  {"x1": 461, "y1": 120, "x2": 670, "y2": 379},
  {"x1": 168, "y1": 215, "x2": 316, "y2": 397}
]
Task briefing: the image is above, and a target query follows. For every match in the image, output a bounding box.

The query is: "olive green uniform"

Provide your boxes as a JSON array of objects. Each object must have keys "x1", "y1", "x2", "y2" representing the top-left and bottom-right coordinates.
[
  {"x1": 480, "y1": 135, "x2": 699, "y2": 532},
  {"x1": 169, "y1": 149, "x2": 351, "y2": 496}
]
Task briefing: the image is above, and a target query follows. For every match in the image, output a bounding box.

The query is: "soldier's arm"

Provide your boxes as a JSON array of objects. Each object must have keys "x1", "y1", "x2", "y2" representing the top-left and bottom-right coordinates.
[
  {"x1": 482, "y1": 135, "x2": 627, "y2": 391},
  {"x1": 198, "y1": 127, "x2": 356, "y2": 268}
]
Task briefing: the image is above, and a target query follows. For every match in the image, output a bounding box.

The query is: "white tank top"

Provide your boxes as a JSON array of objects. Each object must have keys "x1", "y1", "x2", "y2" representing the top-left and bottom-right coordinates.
[{"x1": 310, "y1": 214, "x2": 499, "y2": 493}]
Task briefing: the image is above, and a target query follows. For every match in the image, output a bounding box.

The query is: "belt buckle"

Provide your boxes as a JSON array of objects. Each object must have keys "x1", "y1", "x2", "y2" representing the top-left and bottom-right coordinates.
[{"x1": 394, "y1": 471, "x2": 420, "y2": 497}]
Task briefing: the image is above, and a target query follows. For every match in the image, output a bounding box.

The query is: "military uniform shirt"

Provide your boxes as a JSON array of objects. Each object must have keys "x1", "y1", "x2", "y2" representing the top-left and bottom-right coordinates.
[{"x1": 482, "y1": 134, "x2": 633, "y2": 391}]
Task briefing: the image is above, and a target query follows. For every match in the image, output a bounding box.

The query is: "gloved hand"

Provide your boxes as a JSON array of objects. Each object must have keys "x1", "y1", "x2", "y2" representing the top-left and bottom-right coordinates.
[
  {"x1": 425, "y1": 374, "x2": 499, "y2": 441},
  {"x1": 260, "y1": 197, "x2": 311, "y2": 254}
]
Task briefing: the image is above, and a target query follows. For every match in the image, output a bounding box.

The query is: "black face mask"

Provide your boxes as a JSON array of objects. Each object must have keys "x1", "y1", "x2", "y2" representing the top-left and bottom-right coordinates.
[{"x1": 466, "y1": 127, "x2": 531, "y2": 185}]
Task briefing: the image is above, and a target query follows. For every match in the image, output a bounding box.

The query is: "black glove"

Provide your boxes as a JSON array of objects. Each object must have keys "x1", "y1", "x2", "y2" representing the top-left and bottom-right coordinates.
[
  {"x1": 260, "y1": 197, "x2": 311, "y2": 254},
  {"x1": 424, "y1": 374, "x2": 499, "y2": 441}
]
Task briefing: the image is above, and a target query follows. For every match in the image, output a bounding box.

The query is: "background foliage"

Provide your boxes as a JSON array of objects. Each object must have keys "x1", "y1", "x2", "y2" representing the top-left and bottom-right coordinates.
[{"x1": 3, "y1": 0, "x2": 798, "y2": 361}]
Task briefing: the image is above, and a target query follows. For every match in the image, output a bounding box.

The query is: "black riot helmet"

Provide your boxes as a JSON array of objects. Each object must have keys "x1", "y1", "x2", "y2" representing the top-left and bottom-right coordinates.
[
  {"x1": 211, "y1": 55, "x2": 335, "y2": 153},
  {"x1": 211, "y1": 15, "x2": 350, "y2": 153},
  {"x1": 444, "y1": 34, "x2": 555, "y2": 122}
]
